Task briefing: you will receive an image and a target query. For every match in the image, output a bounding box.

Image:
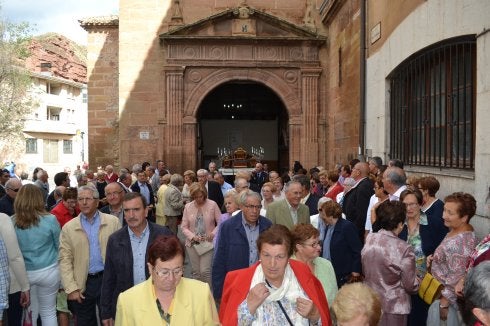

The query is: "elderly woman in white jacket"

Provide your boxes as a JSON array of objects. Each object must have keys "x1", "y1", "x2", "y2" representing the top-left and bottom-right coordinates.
[{"x1": 0, "y1": 213, "x2": 30, "y2": 324}]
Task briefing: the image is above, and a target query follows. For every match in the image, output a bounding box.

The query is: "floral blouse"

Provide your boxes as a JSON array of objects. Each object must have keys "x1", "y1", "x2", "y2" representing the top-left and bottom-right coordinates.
[
  {"x1": 431, "y1": 231, "x2": 476, "y2": 304},
  {"x1": 406, "y1": 213, "x2": 428, "y2": 279}
]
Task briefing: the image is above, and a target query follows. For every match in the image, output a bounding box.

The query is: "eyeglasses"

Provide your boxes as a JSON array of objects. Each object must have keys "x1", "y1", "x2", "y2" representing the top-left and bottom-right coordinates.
[
  {"x1": 244, "y1": 204, "x2": 262, "y2": 210},
  {"x1": 302, "y1": 241, "x2": 321, "y2": 248},
  {"x1": 6, "y1": 188, "x2": 20, "y2": 192},
  {"x1": 106, "y1": 190, "x2": 123, "y2": 197},
  {"x1": 404, "y1": 202, "x2": 419, "y2": 208},
  {"x1": 153, "y1": 266, "x2": 184, "y2": 279}
]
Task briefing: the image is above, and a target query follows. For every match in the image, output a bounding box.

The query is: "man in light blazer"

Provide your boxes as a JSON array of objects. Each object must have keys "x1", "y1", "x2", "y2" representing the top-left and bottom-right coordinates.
[
  {"x1": 59, "y1": 186, "x2": 120, "y2": 325},
  {"x1": 266, "y1": 180, "x2": 310, "y2": 229},
  {"x1": 100, "y1": 192, "x2": 172, "y2": 324}
]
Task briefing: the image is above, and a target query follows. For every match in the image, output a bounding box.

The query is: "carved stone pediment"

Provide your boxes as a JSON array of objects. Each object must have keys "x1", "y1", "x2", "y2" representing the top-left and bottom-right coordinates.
[{"x1": 160, "y1": 5, "x2": 326, "y2": 42}]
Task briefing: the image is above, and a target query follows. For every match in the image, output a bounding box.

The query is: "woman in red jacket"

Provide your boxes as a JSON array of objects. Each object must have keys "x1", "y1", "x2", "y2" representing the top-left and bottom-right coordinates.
[{"x1": 219, "y1": 224, "x2": 331, "y2": 326}]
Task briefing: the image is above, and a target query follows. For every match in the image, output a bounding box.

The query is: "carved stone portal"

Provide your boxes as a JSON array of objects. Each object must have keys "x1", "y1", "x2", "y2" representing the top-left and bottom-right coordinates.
[{"x1": 159, "y1": 6, "x2": 326, "y2": 170}]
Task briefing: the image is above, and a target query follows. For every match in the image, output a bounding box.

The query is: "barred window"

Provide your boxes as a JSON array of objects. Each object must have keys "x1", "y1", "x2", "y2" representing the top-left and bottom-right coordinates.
[
  {"x1": 389, "y1": 36, "x2": 475, "y2": 170},
  {"x1": 63, "y1": 140, "x2": 73, "y2": 154},
  {"x1": 26, "y1": 138, "x2": 37, "y2": 153}
]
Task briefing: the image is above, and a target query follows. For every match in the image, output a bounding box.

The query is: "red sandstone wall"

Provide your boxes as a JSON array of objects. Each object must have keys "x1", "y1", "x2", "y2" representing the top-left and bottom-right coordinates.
[
  {"x1": 323, "y1": 0, "x2": 361, "y2": 167},
  {"x1": 85, "y1": 27, "x2": 119, "y2": 169}
]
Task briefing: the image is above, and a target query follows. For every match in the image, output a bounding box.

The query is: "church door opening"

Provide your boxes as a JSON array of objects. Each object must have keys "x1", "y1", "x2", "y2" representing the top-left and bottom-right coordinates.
[{"x1": 197, "y1": 81, "x2": 289, "y2": 173}]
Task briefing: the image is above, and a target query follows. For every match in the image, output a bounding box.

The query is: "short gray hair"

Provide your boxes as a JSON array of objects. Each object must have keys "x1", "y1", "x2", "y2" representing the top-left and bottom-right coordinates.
[
  {"x1": 237, "y1": 189, "x2": 261, "y2": 206},
  {"x1": 170, "y1": 173, "x2": 183, "y2": 187},
  {"x1": 462, "y1": 261, "x2": 490, "y2": 324},
  {"x1": 283, "y1": 181, "x2": 301, "y2": 193},
  {"x1": 78, "y1": 185, "x2": 100, "y2": 199},
  {"x1": 197, "y1": 169, "x2": 208, "y2": 176},
  {"x1": 384, "y1": 167, "x2": 406, "y2": 187},
  {"x1": 132, "y1": 164, "x2": 142, "y2": 173}
]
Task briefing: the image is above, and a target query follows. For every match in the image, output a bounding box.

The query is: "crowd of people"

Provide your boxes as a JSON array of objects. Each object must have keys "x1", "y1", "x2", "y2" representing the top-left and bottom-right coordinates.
[{"x1": 0, "y1": 157, "x2": 488, "y2": 326}]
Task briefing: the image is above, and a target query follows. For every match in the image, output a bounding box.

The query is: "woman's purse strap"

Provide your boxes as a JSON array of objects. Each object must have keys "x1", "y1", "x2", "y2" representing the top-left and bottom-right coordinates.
[
  {"x1": 276, "y1": 300, "x2": 294, "y2": 326},
  {"x1": 265, "y1": 279, "x2": 294, "y2": 326}
]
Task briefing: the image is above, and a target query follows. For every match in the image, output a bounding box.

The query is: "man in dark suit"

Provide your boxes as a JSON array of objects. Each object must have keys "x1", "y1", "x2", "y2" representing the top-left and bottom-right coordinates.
[
  {"x1": 0, "y1": 168, "x2": 10, "y2": 198},
  {"x1": 130, "y1": 171, "x2": 156, "y2": 222},
  {"x1": 0, "y1": 178, "x2": 22, "y2": 215},
  {"x1": 342, "y1": 162, "x2": 374, "y2": 241},
  {"x1": 249, "y1": 162, "x2": 269, "y2": 193},
  {"x1": 196, "y1": 169, "x2": 224, "y2": 210},
  {"x1": 100, "y1": 192, "x2": 172, "y2": 324},
  {"x1": 292, "y1": 174, "x2": 320, "y2": 215},
  {"x1": 212, "y1": 190, "x2": 272, "y2": 301}
]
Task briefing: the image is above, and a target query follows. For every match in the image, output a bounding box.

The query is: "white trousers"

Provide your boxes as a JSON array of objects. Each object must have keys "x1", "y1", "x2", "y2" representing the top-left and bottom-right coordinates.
[
  {"x1": 427, "y1": 299, "x2": 464, "y2": 326},
  {"x1": 27, "y1": 263, "x2": 60, "y2": 326}
]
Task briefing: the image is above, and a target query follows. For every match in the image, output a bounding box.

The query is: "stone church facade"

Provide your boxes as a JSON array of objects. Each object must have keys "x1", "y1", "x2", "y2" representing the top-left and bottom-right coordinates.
[{"x1": 81, "y1": 0, "x2": 363, "y2": 172}]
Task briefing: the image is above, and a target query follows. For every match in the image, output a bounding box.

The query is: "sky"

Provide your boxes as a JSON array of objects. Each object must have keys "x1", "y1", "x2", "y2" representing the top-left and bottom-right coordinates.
[{"x1": 2, "y1": 0, "x2": 119, "y2": 45}]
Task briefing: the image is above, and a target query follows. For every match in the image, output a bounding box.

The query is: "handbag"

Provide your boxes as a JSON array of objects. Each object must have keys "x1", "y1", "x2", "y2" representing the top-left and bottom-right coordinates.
[
  {"x1": 193, "y1": 241, "x2": 214, "y2": 256},
  {"x1": 22, "y1": 306, "x2": 33, "y2": 326},
  {"x1": 418, "y1": 268, "x2": 443, "y2": 305}
]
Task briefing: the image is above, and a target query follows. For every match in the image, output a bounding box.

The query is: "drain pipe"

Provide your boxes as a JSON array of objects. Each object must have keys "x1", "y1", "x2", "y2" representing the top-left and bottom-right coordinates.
[{"x1": 359, "y1": 0, "x2": 367, "y2": 162}]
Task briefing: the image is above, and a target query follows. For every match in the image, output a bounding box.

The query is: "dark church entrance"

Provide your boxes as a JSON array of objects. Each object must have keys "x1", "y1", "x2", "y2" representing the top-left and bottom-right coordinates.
[{"x1": 197, "y1": 81, "x2": 289, "y2": 173}]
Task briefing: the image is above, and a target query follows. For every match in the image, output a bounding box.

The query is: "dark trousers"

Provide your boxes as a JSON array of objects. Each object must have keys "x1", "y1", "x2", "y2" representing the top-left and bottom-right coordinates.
[
  {"x1": 6, "y1": 292, "x2": 22, "y2": 326},
  {"x1": 165, "y1": 215, "x2": 181, "y2": 235},
  {"x1": 68, "y1": 274, "x2": 103, "y2": 326},
  {"x1": 408, "y1": 294, "x2": 429, "y2": 326}
]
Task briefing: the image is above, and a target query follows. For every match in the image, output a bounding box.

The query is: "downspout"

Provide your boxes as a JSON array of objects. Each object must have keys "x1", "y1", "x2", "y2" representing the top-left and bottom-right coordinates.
[{"x1": 359, "y1": 0, "x2": 367, "y2": 161}]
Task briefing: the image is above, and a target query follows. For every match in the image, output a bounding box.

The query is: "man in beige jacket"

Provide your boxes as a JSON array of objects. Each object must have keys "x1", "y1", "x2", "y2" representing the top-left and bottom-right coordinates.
[{"x1": 59, "y1": 185, "x2": 120, "y2": 325}]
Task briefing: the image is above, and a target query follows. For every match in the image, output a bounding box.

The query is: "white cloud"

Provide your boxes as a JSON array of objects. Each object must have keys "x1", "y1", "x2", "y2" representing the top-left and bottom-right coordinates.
[{"x1": 2, "y1": 0, "x2": 118, "y2": 44}]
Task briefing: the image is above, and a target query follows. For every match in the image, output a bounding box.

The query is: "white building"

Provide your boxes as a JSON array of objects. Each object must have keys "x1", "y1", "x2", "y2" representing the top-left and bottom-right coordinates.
[
  {"x1": 22, "y1": 69, "x2": 88, "y2": 183},
  {"x1": 365, "y1": 0, "x2": 490, "y2": 238}
]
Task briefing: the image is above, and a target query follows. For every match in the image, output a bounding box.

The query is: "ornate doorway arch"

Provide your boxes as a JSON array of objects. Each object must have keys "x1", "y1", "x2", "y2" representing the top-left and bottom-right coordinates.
[{"x1": 159, "y1": 5, "x2": 325, "y2": 171}]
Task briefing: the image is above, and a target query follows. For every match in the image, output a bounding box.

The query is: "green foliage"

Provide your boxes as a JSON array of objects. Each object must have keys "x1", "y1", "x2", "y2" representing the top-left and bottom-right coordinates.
[{"x1": 0, "y1": 18, "x2": 33, "y2": 156}]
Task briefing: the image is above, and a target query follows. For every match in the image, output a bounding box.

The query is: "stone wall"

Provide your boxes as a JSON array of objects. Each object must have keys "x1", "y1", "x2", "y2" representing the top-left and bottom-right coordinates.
[
  {"x1": 84, "y1": 24, "x2": 119, "y2": 168},
  {"x1": 322, "y1": 0, "x2": 362, "y2": 167}
]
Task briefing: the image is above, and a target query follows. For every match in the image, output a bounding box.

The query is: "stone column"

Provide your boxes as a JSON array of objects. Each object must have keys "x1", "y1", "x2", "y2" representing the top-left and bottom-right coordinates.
[
  {"x1": 300, "y1": 67, "x2": 322, "y2": 168},
  {"x1": 164, "y1": 66, "x2": 185, "y2": 170},
  {"x1": 182, "y1": 116, "x2": 197, "y2": 171}
]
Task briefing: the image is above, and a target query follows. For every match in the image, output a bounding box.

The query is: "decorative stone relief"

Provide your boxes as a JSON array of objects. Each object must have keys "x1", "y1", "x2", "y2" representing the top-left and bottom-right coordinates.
[
  {"x1": 183, "y1": 46, "x2": 197, "y2": 59},
  {"x1": 188, "y1": 70, "x2": 202, "y2": 83},
  {"x1": 284, "y1": 70, "x2": 298, "y2": 83},
  {"x1": 166, "y1": 44, "x2": 319, "y2": 63}
]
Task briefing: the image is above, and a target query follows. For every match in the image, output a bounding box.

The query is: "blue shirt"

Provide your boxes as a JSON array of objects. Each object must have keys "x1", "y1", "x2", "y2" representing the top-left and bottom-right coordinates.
[
  {"x1": 241, "y1": 216, "x2": 260, "y2": 266},
  {"x1": 139, "y1": 183, "x2": 150, "y2": 206},
  {"x1": 0, "y1": 237, "x2": 9, "y2": 315},
  {"x1": 14, "y1": 214, "x2": 60, "y2": 271},
  {"x1": 220, "y1": 182, "x2": 233, "y2": 196},
  {"x1": 129, "y1": 222, "x2": 150, "y2": 285},
  {"x1": 80, "y1": 211, "x2": 105, "y2": 273}
]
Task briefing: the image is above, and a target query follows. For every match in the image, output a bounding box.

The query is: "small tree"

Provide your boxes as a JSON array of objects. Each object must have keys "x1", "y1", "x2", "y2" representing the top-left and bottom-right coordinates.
[{"x1": 0, "y1": 19, "x2": 33, "y2": 159}]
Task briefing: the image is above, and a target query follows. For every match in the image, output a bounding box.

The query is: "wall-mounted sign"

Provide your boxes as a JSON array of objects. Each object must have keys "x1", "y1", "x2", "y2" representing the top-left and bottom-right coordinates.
[{"x1": 371, "y1": 22, "x2": 381, "y2": 44}]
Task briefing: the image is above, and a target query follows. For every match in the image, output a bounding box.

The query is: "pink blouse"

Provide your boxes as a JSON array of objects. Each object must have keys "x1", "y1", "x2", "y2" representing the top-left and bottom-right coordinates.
[
  {"x1": 181, "y1": 199, "x2": 221, "y2": 247},
  {"x1": 431, "y1": 231, "x2": 476, "y2": 304}
]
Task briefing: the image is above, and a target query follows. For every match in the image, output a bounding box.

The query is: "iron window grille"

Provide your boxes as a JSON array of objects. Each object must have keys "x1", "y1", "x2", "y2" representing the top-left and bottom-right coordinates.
[{"x1": 389, "y1": 35, "x2": 475, "y2": 170}]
